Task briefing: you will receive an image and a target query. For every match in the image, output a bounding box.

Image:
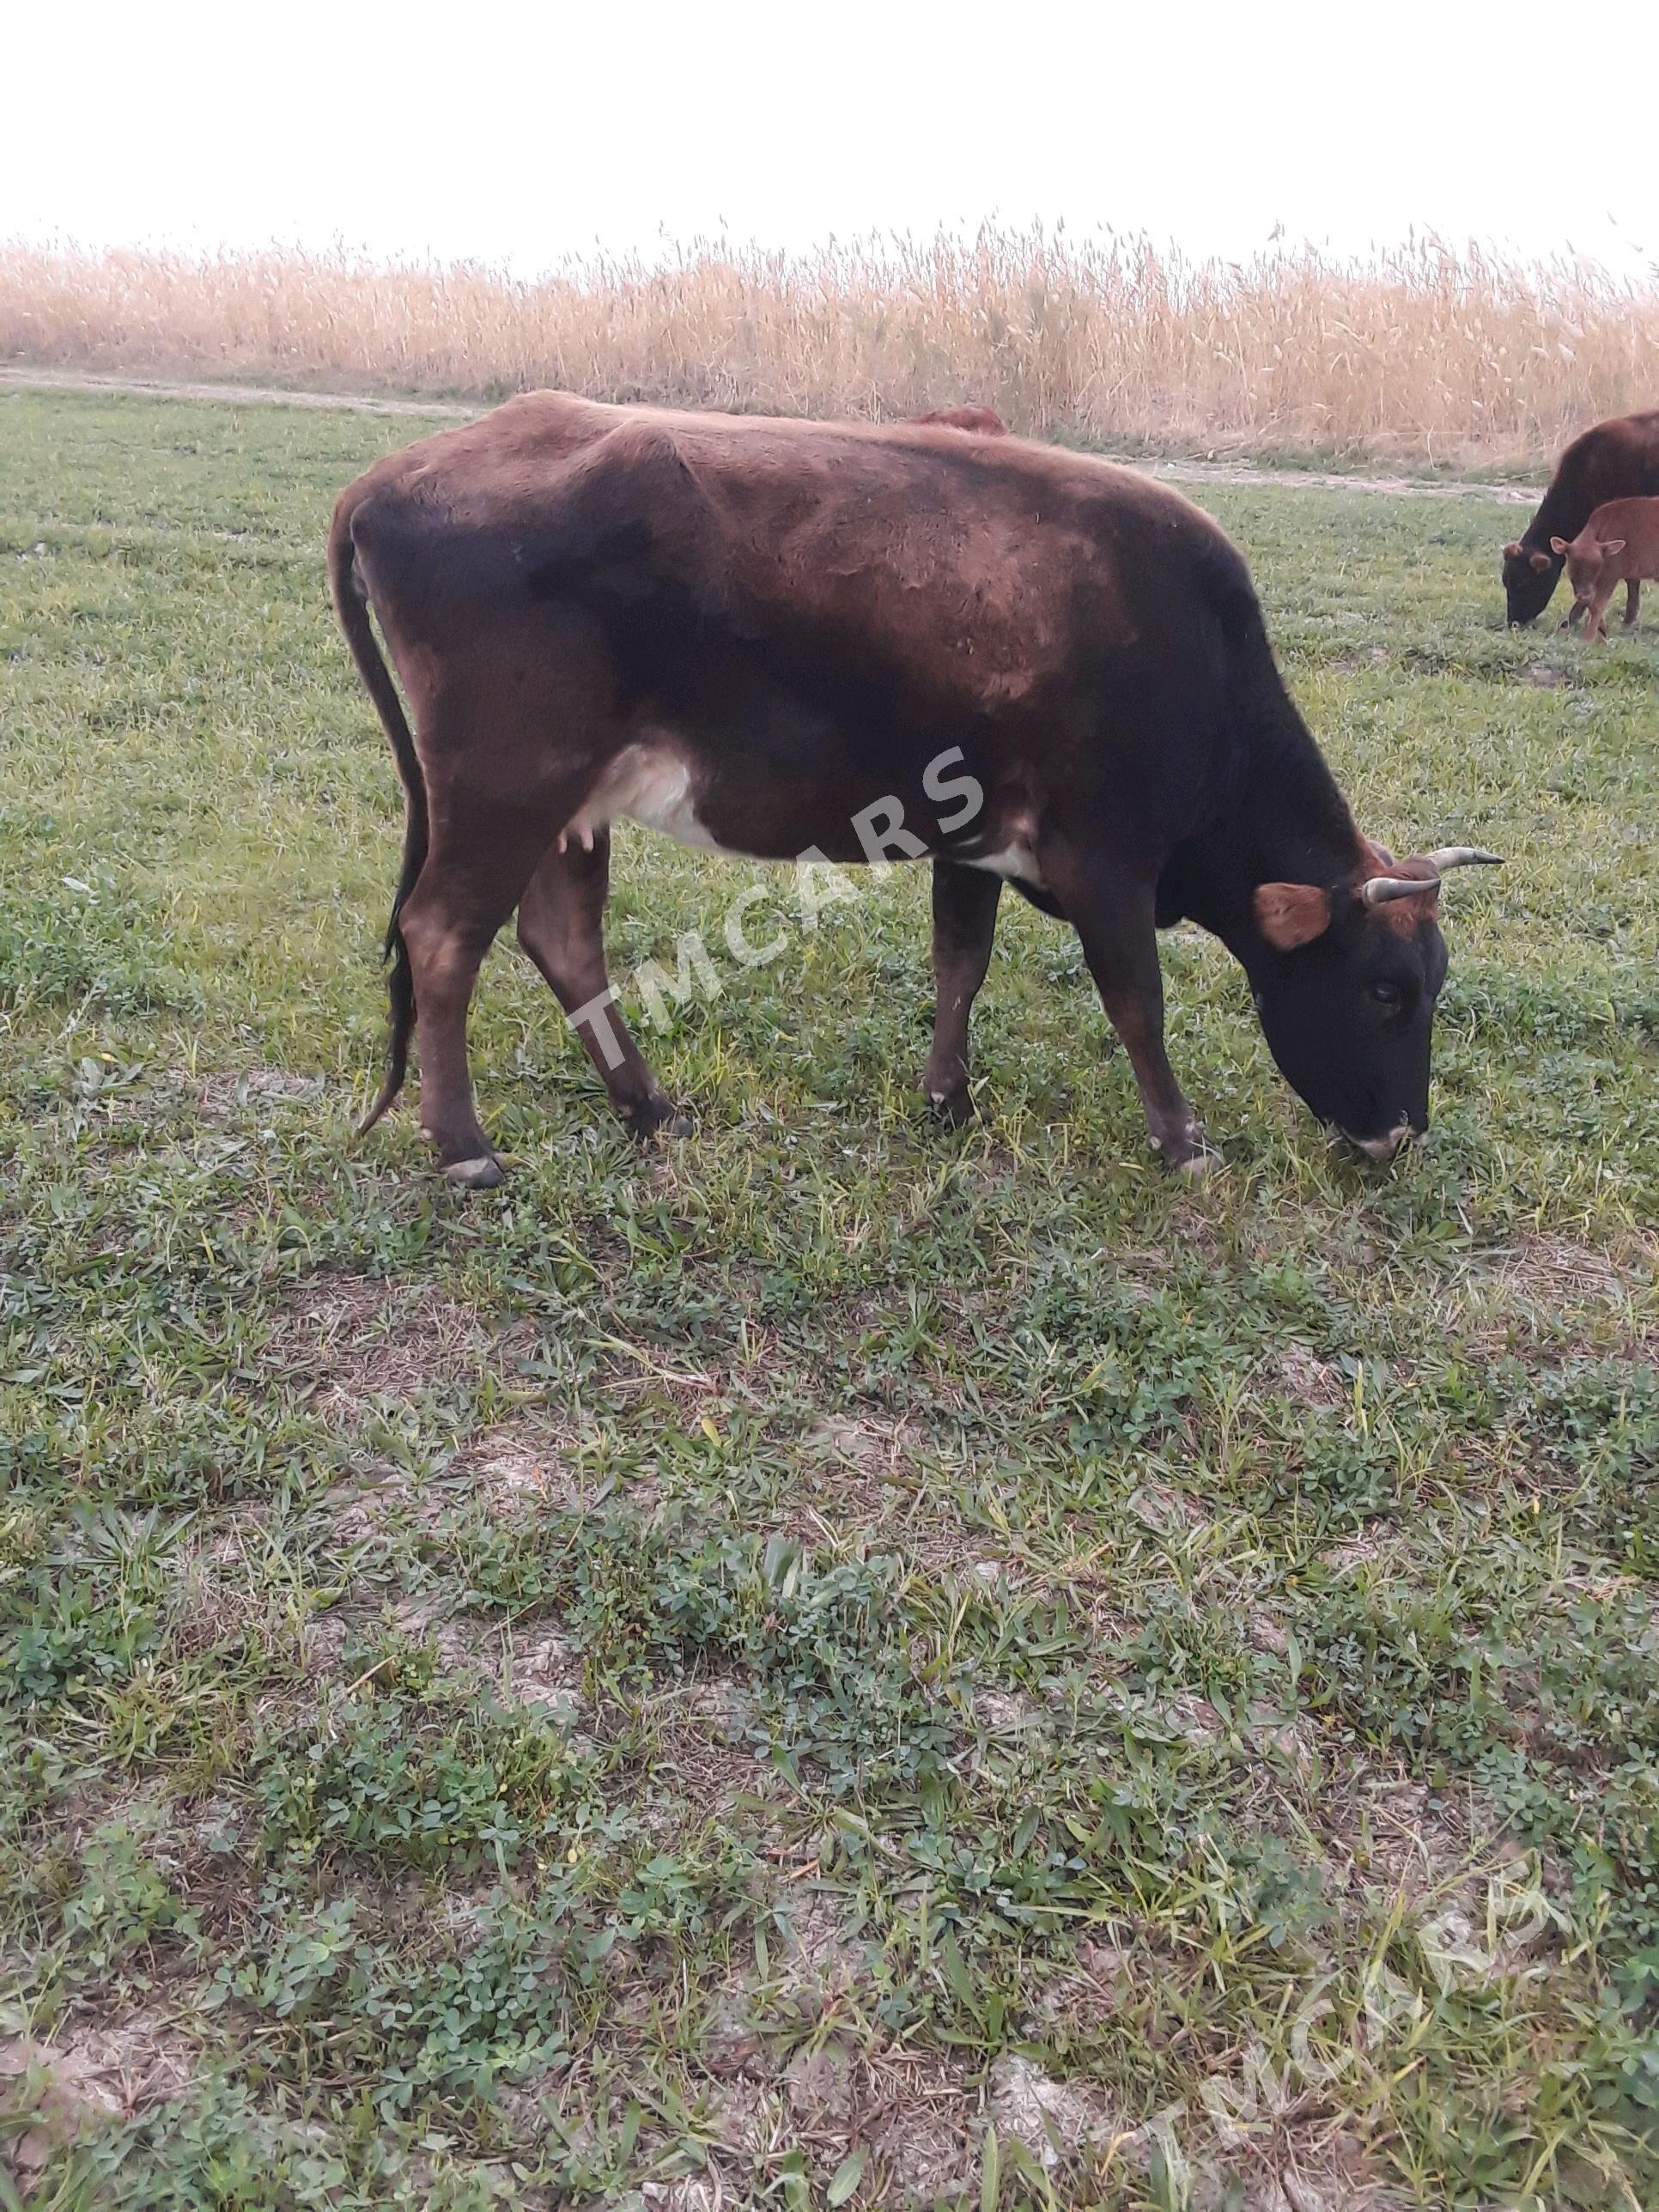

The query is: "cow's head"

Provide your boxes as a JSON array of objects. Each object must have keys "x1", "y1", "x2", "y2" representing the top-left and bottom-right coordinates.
[
  {"x1": 1247, "y1": 847, "x2": 1502, "y2": 1158},
  {"x1": 1503, "y1": 539, "x2": 1559, "y2": 626},
  {"x1": 1551, "y1": 527, "x2": 1625, "y2": 604}
]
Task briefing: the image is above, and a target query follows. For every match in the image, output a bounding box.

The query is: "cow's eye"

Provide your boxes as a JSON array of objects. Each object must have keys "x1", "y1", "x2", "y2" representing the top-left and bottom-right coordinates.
[{"x1": 1367, "y1": 981, "x2": 1403, "y2": 1010}]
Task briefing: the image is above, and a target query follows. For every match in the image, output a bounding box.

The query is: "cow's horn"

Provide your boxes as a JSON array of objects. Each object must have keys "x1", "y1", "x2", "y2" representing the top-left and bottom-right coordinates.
[
  {"x1": 1420, "y1": 847, "x2": 1504, "y2": 872},
  {"x1": 1359, "y1": 874, "x2": 1438, "y2": 907}
]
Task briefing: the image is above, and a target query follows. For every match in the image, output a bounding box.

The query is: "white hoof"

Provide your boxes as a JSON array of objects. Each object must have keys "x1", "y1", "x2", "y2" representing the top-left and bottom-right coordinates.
[{"x1": 444, "y1": 1155, "x2": 504, "y2": 1189}]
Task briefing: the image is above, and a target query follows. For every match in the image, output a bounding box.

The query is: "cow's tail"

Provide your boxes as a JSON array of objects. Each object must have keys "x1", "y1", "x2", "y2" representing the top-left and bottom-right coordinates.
[{"x1": 328, "y1": 493, "x2": 423, "y2": 1135}]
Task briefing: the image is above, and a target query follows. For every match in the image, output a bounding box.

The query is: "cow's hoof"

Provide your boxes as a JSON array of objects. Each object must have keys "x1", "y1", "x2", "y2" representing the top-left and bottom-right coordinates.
[
  {"x1": 624, "y1": 1097, "x2": 691, "y2": 1142},
  {"x1": 926, "y1": 1085, "x2": 976, "y2": 1129},
  {"x1": 1151, "y1": 1118, "x2": 1217, "y2": 1176},
  {"x1": 1176, "y1": 1146, "x2": 1223, "y2": 1180},
  {"x1": 444, "y1": 1154, "x2": 505, "y2": 1189}
]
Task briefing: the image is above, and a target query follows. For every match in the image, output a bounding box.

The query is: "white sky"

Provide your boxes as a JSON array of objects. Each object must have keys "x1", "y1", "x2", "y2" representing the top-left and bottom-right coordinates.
[{"x1": 9, "y1": 0, "x2": 1653, "y2": 278}]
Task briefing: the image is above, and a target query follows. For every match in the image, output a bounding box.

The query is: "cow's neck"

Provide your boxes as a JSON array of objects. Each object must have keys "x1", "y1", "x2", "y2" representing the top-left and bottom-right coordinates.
[
  {"x1": 1170, "y1": 701, "x2": 1364, "y2": 960},
  {"x1": 1524, "y1": 477, "x2": 1580, "y2": 555}
]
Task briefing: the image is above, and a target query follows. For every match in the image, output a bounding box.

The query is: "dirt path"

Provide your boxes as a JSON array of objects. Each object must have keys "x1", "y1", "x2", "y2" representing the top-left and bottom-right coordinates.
[
  {"x1": 1137, "y1": 453, "x2": 1540, "y2": 505},
  {"x1": 0, "y1": 364, "x2": 473, "y2": 419},
  {"x1": 0, "y1": 363, "x2": 1545, "y2": 504}
]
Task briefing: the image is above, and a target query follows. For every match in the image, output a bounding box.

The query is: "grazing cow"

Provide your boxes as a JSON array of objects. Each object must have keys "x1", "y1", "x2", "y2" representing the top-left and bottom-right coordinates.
[
  {"x1": 1503, "y1": 410, "x2": 1659, "y2": 626},
  {"x1": 330, "y1": 393, "x2": 1500, "y2": 1187},
  {"x1": 1552, "y1": 496, "x2": 1659, "y2": 641}
]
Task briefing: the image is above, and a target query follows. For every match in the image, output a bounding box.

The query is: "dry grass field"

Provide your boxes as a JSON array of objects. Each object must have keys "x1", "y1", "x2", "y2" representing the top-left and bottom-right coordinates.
[{"x1": 3, "y1": 233, "x2": 1656, "y2": 465}]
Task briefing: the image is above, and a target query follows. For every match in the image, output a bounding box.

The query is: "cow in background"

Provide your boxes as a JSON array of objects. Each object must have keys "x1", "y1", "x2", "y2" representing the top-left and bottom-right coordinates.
[{"x1": 1504, "y1": 410, "x2": 1659, "y2": 625}]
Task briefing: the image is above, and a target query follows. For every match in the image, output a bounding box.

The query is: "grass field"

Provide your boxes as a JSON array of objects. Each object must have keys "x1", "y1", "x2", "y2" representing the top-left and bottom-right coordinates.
[{"x1": 1, "y1": 386, "x2": 1656, "y2": 2210}]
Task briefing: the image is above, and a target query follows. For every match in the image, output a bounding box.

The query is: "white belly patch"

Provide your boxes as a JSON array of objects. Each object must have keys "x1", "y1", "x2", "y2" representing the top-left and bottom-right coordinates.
[
  {"x1": 963, "y1": 824, "x2": 1046, "y2": 891},
  {"x1": 557, "y1": 743, "x2": 736, "y2": 857}
]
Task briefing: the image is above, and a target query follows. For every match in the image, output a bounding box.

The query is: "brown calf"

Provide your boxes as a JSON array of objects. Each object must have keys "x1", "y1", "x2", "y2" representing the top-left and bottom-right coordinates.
[{"x1": 1551, "y1": 497, "x2": 1659, "y2": 641}]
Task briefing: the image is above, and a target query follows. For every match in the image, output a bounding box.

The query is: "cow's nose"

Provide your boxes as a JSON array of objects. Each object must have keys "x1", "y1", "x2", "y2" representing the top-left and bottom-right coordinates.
[{"x1": 1353, "y1": 1120, "x2": 1413, "y2": 1162}]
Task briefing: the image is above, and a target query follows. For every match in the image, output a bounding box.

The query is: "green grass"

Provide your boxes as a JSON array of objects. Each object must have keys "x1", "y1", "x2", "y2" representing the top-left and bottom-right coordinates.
[{"x1": 1, "y1": 386, "x2": 1656, "y2": 2211}]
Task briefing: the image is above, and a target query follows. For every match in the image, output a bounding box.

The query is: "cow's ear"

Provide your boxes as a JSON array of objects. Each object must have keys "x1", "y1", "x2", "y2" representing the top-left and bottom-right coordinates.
[
  {"x1": 1549, "y1": 536, "x2": 1569, "y2": 555},
  {"x1": 1255, "y1": 882, "x2": 1332, "y2": 950},
  {"x1": 1503, "y1": 541, "x2": 1522, "y2": 559},
  {"x1": 1602, "y1": 538, "x2": 1626, "y2": 556},
  {"x1": 1529, "y1": 550, "x2": 1553, "y2": 572}
]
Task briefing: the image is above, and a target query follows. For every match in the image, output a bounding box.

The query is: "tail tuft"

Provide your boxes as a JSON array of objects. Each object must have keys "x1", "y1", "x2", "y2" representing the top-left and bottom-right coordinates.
[
  {"x1": 357, "y1": 934, "x2": 415, "y2": 1134},
  {"x1": 329, "y1": 487, "x2": 428, "y2": 1136}
]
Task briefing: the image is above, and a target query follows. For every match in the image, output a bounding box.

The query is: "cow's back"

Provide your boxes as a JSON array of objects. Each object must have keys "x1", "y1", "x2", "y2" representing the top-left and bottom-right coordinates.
[
  {"x1": 1530, "y1": 410, "x2": 1659, "y2": 550},
  {"x1": 345, "y1": 392, "x2": 1237, "y2": 726},
  {"x1": 1584, "y1": 495, "x2": 1659, "y2": 565}
]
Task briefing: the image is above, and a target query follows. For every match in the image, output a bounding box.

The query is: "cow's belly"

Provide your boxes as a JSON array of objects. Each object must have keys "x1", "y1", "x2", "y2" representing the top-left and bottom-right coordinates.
[
  {"x1": 559, "y1": 742, "x2": 744, "y2": 859},
  {"x1": 558, "y1": 737, "x2": 1048, "y2": 896}
]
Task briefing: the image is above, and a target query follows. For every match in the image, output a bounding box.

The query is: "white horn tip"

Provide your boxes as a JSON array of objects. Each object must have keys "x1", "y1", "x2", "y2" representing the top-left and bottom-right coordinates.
[
  {"x1": 1424, "y1": 846, "x2": 1505, "y2": 872},
  {"x1": 1360, "y1": 874, "x2": 1437, "y2": 907}
]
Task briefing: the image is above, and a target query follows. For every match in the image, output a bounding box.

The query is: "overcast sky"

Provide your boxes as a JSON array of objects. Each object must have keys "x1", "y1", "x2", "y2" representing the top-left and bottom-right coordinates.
[{"x1": 10, "y1": 0, "x2": 1651, "y2": 278}]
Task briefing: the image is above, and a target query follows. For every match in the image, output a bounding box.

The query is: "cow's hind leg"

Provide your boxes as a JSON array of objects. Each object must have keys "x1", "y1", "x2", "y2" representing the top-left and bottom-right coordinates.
[
  {"x1": 1624, "y1": 579, "x2": 1641, "y2": 629},
  {"x1": 398, "y1": 788, "x2": 576, "y2": 1187},
  {"x1": 922, "y1": 860, "x2": 1002, "y2": 1125},
  {"x1": 1040, "y1": 839, "x2": 1212, "y2": 1172},
  {"x1": 516, "y1": 832, "x2": 684, "y2": 1139}
]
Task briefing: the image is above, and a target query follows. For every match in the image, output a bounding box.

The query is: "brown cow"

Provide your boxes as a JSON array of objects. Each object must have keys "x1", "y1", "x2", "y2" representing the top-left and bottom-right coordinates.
[
  {"x1": 1551, "y1": 496, "x2": 1659, "y2": 641},
  {"x1": 1504, "y1": 410, "x2": 1659, "y2": 625},
  {"x1": 330, "y1": 393, "x2": 1500, "y2": 1186}
]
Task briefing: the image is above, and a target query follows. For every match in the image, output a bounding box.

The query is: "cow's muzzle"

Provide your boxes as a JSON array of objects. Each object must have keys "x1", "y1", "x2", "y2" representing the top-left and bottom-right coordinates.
[{"x1": 1349, "y1": 1119, "x2": 1419, "y2": 1163}]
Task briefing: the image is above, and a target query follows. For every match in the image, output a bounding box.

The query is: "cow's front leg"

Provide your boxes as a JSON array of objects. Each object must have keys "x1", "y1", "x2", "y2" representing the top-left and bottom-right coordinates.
[
  {"x1": 1559, "y1": 595, "x2": 1589, "y2": 633},
  {"x1": 1624, "y1": 579, "x2": 1641, "y2": 628},
  {"x1": 922, "y1": 860, "x2": 1002, "y2": 1125},
  {"x1": 1042, "y1": 843, "x2": 1214, "y2": 1172},
  {"x1": 517, "y1": 830, "x2": 685, "y2": 1139}
]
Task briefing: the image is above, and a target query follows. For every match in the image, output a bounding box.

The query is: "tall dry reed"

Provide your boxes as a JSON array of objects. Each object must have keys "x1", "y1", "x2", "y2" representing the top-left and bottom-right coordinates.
[{"x1": 3, "y1": 231, "x2": 1655, "y2": 464}]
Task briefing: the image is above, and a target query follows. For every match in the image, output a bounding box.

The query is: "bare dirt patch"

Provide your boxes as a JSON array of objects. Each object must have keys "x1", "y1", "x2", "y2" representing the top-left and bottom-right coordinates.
[
  {"x1": 198, "y1": 1068, "x2": 325, "y2": 1117},
  {"x1": 434, "y1": 1425, "x2": 592, "y2": 1519},
  {"x1": 303, "y1": 1595, "x2": 586, "y2": 1719},
  {"x1": 1277, "y1": 1343, "x2": 1349, "y2": 1410},
  {"x1": 1, "y1": 2014, "x2": 197, "y2": 2176},
  {"x1": 1318, "y1": 1527, "x2": 1405, "y2": 1577},
  {"x1": 260, "y1": 1272, "x2": 534, "y2": 1411},
  {"x1": 165, "y1": 1530, "x2": 295, "y2": 1662},
  {"x1": 773, "y1": 1887, "x2": 869, "y2": 1994},
  {"x1": 1337, "y1": 1771, "x2": 1499, "y2": 1905},
  {"x1": 989, "y1": 2051, "x2": 1121, "y2": 2169},
  {"x1": 642, "y1": 1674, "x2": 769, "y2": 1811},
  {"x1": 1467, "y1": 1231, "x2": 1657, "y2": 1359},
  {"x1": 779, "y1": 1414, "x2": 1006, "y2": 1575},
  {"x1": 1499, "y1": 1231, "x2": 1651, "y2": 1306}
]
